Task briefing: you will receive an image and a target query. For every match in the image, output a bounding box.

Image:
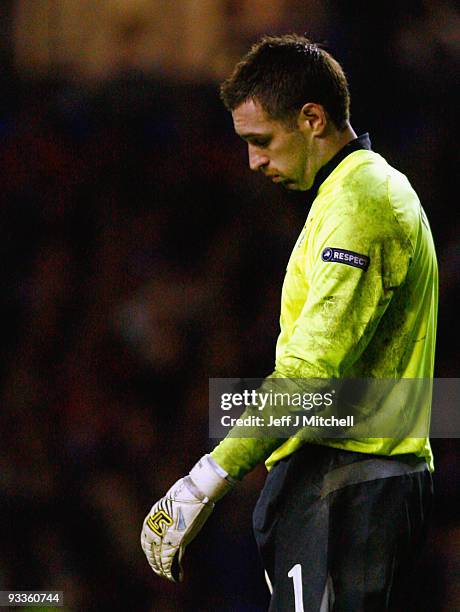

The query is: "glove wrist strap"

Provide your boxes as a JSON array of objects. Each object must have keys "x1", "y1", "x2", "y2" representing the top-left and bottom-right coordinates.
[{"x1": 189, "y1": 454, "x2": 235, "y2": 502}]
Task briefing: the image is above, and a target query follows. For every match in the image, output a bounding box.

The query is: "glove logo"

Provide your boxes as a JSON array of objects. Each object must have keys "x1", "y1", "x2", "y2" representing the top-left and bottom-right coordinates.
[{"x1": 147, "y1": 510, "x2": 173, "y2": 537}]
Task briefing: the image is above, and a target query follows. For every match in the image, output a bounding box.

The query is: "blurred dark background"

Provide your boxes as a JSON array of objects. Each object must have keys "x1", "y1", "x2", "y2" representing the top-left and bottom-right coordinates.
[{"x1": 0, "y1": 1, "x2": 459, "y2": 610}]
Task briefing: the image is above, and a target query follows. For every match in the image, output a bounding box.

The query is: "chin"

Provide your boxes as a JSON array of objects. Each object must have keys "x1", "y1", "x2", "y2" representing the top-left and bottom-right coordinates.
[{"x1": 283, "y1": 181, "x2": 302, "y2": 191}]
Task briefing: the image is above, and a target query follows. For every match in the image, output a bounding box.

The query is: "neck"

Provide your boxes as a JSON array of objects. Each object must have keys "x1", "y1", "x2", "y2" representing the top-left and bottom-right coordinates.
[
  {"x1": 335, "y1": 122, "x2": 357, "y2": 148},
  {"x1": 321, "y1": 122, "x2": 357, "y2": 164},
  {"x1": 307, "y1": 122, "x2": 357, "y2": 189}
]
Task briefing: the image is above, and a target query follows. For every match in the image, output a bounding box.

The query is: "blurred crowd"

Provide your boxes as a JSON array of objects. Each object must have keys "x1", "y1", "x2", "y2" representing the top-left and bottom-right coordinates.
[{"x1": 0, "y1": 1, "x2": 459, "y2": 610}]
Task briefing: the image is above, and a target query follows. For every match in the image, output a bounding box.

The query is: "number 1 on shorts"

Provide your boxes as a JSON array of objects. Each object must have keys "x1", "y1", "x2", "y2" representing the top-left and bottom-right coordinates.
[{"x1": 288, "y1": 563, "x2": 304, "y2": 612}]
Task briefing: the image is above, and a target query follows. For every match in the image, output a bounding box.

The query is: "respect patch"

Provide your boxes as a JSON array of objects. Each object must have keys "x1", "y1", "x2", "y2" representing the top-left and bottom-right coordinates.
[{"x1": 321, "y1": 247, "x2": 370, "y2": 271}]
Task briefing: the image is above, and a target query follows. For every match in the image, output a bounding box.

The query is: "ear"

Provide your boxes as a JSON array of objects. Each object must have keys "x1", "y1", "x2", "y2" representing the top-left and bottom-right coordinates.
[{"x1": 298, "y1": 103, "x2": 327, "y2": 136}]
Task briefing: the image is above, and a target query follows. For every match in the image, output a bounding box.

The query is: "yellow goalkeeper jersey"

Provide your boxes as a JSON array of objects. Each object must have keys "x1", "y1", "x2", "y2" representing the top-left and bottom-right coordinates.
[{"x1": 212, "y1": 142, "x2": 438, "y2": 478}]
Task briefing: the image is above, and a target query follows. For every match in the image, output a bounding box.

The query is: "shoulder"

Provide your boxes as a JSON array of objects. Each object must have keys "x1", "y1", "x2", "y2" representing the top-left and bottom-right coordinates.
[{"x1": 317, "y1": 150, "x2": 420, "y2": 249}]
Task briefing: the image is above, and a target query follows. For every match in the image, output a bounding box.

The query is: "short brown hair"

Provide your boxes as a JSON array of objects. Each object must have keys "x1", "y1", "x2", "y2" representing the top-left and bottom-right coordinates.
[{"x1": 220, "y1": 34, "x2": 350, "y2": 130}]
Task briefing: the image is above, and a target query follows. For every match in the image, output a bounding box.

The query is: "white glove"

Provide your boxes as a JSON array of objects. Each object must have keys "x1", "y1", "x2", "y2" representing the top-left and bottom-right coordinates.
[{"x1": 141, "y1": 454, "x2": 234, "y2": 582}]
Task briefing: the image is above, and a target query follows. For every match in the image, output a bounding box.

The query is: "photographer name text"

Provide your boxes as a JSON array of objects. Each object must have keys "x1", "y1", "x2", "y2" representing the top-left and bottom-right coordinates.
[{"x1": 221, "y1": 414, "x2": 354, "y2": 428}]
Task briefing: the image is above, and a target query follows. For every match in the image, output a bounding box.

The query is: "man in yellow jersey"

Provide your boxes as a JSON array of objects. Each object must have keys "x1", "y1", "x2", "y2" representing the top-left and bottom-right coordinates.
[{"x1": 141, "y1": 35, "x2": 438, "y2": 611}]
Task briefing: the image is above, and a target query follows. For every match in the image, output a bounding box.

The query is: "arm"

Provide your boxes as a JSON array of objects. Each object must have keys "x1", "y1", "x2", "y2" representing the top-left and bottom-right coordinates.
[{"x1": 212, "y1": 199, "x2": 412, "y2": 478}]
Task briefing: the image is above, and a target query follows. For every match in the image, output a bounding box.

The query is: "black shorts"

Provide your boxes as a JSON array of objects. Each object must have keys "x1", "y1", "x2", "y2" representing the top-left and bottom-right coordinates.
[{"x1": 253, "y1": 444, "x2": 433, "y2": 612}]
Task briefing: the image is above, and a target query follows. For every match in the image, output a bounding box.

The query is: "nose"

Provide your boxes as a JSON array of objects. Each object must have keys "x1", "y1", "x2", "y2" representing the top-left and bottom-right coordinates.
[{"x1": 248, "y1": 144, "x2": 269, "y2": 172}]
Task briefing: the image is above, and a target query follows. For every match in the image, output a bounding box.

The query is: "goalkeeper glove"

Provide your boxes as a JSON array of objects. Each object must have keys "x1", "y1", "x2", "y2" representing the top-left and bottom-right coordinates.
[{"x1": 140, "y1": 454, "x2": 235, "y2": 582}]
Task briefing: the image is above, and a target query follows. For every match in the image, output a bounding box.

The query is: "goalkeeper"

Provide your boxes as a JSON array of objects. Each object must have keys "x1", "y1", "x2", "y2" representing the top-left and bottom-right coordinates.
[{"x1": 141, "y1": 35, "x2": 438, "y2": 611}]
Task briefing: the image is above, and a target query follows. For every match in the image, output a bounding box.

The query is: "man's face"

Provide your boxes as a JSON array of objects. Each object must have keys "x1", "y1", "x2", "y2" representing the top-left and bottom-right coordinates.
[{"x1": 232, "y1": 99, "x2": 314, "y2": 191}]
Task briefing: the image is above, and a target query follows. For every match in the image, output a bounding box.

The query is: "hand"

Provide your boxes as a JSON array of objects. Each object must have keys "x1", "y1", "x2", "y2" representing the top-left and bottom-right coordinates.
[{"x1": 141, "y1": 455, "x2": 234, "y2": 582}]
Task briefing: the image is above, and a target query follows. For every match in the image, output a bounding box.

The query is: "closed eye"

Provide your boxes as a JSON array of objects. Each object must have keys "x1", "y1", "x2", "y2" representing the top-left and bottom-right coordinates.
[
  {"x1": 238, "y1": 132, "x2": 272, "y2": 148},
  {"x1": 250, "y1": 138, "x2": 270, "y2": 148}
]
